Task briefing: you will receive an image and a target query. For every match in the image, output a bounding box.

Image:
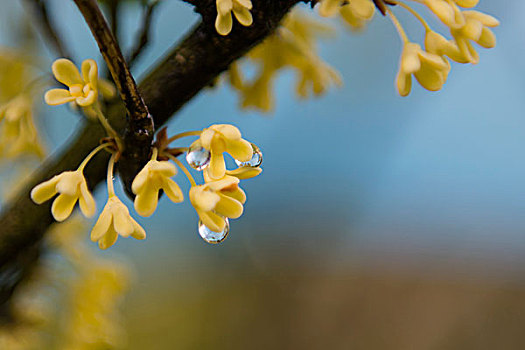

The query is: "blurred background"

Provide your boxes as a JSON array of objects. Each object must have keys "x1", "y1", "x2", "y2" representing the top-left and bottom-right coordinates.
[{"x1": 3, "y1": 0, "x2": 525, "y2": 348}]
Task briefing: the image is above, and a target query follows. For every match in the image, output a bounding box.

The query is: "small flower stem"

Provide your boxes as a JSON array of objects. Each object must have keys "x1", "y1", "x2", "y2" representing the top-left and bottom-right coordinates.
[
  {"x1": 387, "y1": 7, "x2": 410, "y2": 43},
  {"x1": 392, "y1": 1, "x2": 431, "y2": 32},
  {"x1": 78, "y1": 142, "x2": 111, "y2": 172},
  {"x1": 166, "y1": 153, "x2": 197, "y2": 187},
  {"x1": 167, "y1": 131, "x2": 202, "y2": 144},
  {"x1": 92, "y1": 102, "x2": 124, "y2": 150},
  {"x1": 107, "y1": 152, "x2": 117, "y2": 197},
  {"x1": 151, "y1": 147, "x2": 158, "y2": 161}
]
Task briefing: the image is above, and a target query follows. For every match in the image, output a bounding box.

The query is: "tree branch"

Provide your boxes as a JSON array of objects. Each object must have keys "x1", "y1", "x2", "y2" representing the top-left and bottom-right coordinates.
[
  {"x1": 0, "y1": 0, "x2": 305, "y2": 319},
  {"x1": 73, "y1": 0, "x2": 155, "y2": 198}
]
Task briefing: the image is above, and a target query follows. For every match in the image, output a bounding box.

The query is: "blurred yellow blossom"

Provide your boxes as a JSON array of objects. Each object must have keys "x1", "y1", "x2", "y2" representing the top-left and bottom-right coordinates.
[
  {"x1": 44, "y1": 58, "x2": 99, "y2": 107},
  {"x1": 215, "y1": 0, "x2": 253, "y2": 36},
  {"x1": 190, "y1": 175, "x2": 246, "y2": 233},
  {"x1": 228, "y1": 9, "x2": 340, "y2": 112},
  {"x1": 132, "y1": 149, "x2": 183, "y2": 217},
  {"x1": 0, "y1": 95, "x2": 45, "y2": 159}
]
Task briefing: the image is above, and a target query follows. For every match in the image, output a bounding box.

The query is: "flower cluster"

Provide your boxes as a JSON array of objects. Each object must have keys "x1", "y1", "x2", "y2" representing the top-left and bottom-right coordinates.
[
  {"x1": 32, "y1": 61, "x2": 262, "y2": 249},
  {"x1": 227, "y1": 9, "x2": 341, "y2": 112},
  {"x1": 318, "y1": 0, "x2": 498, "y2": 96}
]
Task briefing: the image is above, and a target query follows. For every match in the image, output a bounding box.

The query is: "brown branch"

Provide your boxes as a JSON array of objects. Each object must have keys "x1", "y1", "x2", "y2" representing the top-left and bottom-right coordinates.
[
  {"x1": 23, "y1": 0, "x2": 71, "y2": 58},
  {"x1": 127, "y1": 0, "x2": 161, "y2": 68},
  {"x1": 0, "y1": 0, "x2": 306, "y2": 319},
  {"x1": 73, "y1": 0, "x2": 155, "y2": 198}
]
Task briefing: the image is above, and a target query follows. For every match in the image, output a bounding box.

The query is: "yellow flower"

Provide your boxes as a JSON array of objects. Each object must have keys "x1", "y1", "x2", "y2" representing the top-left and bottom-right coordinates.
[
  {"x1": 91, "y1": 196, "x2": 146, "y2": 249},
  {"x1": 450, "y1": 10, "x2": 499, "y2": 64},
  {"x1": 132, "y1": 159, "x2": 183, "y2": 217},
  {"x1": 231, "y1": 10, "x2": 340, "y2": 112},
  {"x1": 339, "y1": 0, "x2": 375, "y2": 30},
  {"x1": 425, "y1": 30, "x2": 467, "y2": 63},
  {"x1": 199, "y1": 124, "x2": 253, "y2": 180},
  {"x1": 0, "y1": 96, "x2": 45, "y2": 158},
  {"x1": 396, "y1": 42, "x2": 450, "y2": 96},
  {"x1": 190, "y1": 176, "x2": 246, "y2": 233},
  {"x1": 44, "y1": 58, "x2": 98, "y2": 107},
  {"x1": 215, "y1": 0, "x2": 253, "y2": 36},
  {"x1": 31, "y1": 170, "x2": 95, "y2": 222}
]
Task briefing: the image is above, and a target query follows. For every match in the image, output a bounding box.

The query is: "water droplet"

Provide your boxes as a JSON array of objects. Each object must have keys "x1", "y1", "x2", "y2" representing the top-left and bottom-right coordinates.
[
  {"x1": 198, "y1": 219, "x2": 229, "y2": 244},
  {"x1": 186, "y1": 143, "x2": 210, "y2": 170},
  {"x1": 235, "y1": 143, "x2": 262, "y2": 167}
]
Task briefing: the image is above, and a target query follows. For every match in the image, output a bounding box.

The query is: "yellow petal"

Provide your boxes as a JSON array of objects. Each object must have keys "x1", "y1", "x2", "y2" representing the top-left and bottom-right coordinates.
[
  {"x1": 31, "y1": 175, "x2": 60, "y2": 204},
  {"x1": 113, "y1": 205, "x2": 134, "y2": 237},
  {"x1": 52, "y1": 58, "x2": 82, "y2": 86},
  {"x1": 98, "y1": 226, "x2": 118, "y2": 250},
  {"x1": 91, "y1": 206, "x2": 112, "y2": 241},
  {"x1": 134, "y1": 183, "x2": 159, "y2": 217},
  {"x1": 198, "y1": 210, "x2": 226, "y2": 233},
  {"x1": 44, "y1": 89, "x2": 76, "y2": 106},
  {"x1": 226, "y1": 138, "x2": 252, "y2": 162},
  {"x1": 79, "y1": 181, "x2": 96, "y2": 217},
  {"x1": 216, "y1": 13, "x2": 233, "y2": 36},
  {"x1": 130, "y1": 218, "x2": 146, "y2": 240},
  {"x1": 215, "y1": 193, "x2": 243, "y2": 219},
  {"x1": 396, "y1": 70, "x2": 412, "y2": 97},
  {"x1": 81, "y1": 59, "x2": 98, "y2": 88},
  {"x1": 477, "y1": 27, "x2": 496, "y2": 48},
  {"x1": 51, "y1": 194, "x2": 77, "y2": 222},
  {"x1": 208, "y1": 151, "x2": 226, "y2": 180},
  {"x1": 226, "y1": 167, "x2": 262, "y2": 180},
  {"x1": 131, "y1": 165, "x2": 150, "y2": 194},
  {"x1": 162, "y1": 178, "x2": 184, "y2": 203},
  {"x1": 222, "y1": 186, "x2": 246, "y2": 204},
  {"x1": 463, "y1": 11, "x2": 499, "y2": 27},
  {"x1": 232, "y1": 6, "x2": 253, "y2": 27},
  {"x1": 414, "y1": 64, "x2": 446, "y2": 92}
]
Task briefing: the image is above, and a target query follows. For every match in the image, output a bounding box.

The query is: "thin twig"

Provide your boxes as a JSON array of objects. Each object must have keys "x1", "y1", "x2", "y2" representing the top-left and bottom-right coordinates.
[
  {"x1": 128, "y1": 0, "x2": 161, "y2": 67},
  {"x1": 23, "y1": 0, "x2": 71, "y2": 58}
]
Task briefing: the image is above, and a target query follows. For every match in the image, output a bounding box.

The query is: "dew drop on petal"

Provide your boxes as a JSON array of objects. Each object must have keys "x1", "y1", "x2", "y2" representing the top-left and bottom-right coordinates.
[
  {"x1": 235, "y1": 143, "x2": 262, "y2": 168},
  {"x1": 186, "y1": 144, "x2": 211, "y2": 170},
  {"x1": 198, "y1": 219, "x2": 229, "y2": 244}
]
